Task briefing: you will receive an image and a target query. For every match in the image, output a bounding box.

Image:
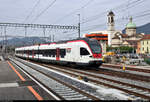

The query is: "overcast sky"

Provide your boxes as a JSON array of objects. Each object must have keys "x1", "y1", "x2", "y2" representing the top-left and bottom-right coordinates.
[{"x1": 0, "y1": 0, "x2": 150, "y2": 41}]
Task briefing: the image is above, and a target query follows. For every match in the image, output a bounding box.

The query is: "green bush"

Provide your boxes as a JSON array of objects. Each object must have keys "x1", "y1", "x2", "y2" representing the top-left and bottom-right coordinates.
[
  {"x1": 106, "y1": 46, "x2": 134, "y2": 53},
  {"x1": 144, "y1": 58, "x2": 150, "y2": 65}
]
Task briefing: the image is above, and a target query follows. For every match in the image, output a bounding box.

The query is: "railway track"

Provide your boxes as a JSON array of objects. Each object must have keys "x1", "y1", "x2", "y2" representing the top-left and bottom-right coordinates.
[
  {"x1": 102, "y1": 64, "x2": 150, "y2": 73},
  {"x1": 40, "y1": 64, "x2": 150, "y2": 100},
  {"x1": 9, "y1": 57, "x2": 104, "y2": 100},
  {"x1": 24, "y1": 60, "x2": 150, "y2": 100},
  {"x1": 11, "y1": 57, "x2": 150, "y2": 100}
]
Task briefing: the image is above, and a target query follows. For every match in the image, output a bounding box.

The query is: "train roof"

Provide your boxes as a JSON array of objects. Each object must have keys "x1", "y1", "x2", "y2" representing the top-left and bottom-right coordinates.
[
  {"x1": 16, "y1": 38, "x2": 98, "y2": 49},
  {"x1": 53, "y1": 38, "x2": 97, "y2": 44}
]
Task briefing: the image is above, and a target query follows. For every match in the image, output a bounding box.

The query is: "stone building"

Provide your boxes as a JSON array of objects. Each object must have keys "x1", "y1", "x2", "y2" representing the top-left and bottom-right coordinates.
[
  {"x1": 111, "y1": 16, "x2": 144, "y2": 50},
  {"x1": 126, "y1": 17, "x2": 136, "y2": 36},
  {"x1": 84, "y1": 11, "x2": 122, "y2": 54},
  {"x1": 84, "y1": 11, "x2": 145, "y2": 54},
  {"x1": 107, "y1": 11, "x2": 122, "y2": 46}
]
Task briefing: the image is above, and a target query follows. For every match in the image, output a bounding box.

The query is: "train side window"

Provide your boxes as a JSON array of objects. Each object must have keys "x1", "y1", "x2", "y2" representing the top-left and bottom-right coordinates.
[
  {"x1": 34, "y1": 50, "x2": 37, "y2": 55},
  {"x1": 39, "y1": 50, "x2": 43, "y2": 55},
  {"x1": 51, "y1": 49, "x2": 56, "y2": 57},
  {"x1": 43, "y1": 50, "x2": 45, "y2": 56},
  {"x1": 49, "y1": 50, "x2": 52, "y2": 57},
  {"x1": 46, "y1": 49, "x2": 49, "y2": 57},
  {"x1": 44, "y1": 50, "x2": 47, "y2": 56},
  {"x1": 45, "y1": 50, "x2": 48, "y2": 57},
  {"x1": 28, "y1": 50, "x2": 32, "y2": 55},
  {"x1": 80, "y1": 47, "x2": 90, "y2": 55},
  {"x1": 43, "y1": 50, "x2": 49, "y2": 57},
  {"x1": 60, "y1": 49, "x2": 66, "y2": 58}
]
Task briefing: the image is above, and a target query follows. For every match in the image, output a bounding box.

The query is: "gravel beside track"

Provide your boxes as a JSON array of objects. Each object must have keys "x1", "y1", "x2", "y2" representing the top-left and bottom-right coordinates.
[
  {"x1": 12, "y1": 57, "x2": 150, "y2": 100},
  {"x1": 39, "y1": 64, "x2": 150, "y2": 100},
  {"x1": 10, "y1": 58, "x2": 98, "y2": 100},
  {"x1": 77, "y1": 69, "x2": 150, "y2": 89},
  {"x1": 12, "y1": 57, "x2": 132, "y2": 100}
]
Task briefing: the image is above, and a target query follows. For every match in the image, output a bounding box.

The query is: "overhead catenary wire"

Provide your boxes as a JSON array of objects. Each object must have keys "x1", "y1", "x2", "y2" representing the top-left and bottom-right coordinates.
[
  {"x1": 79, "y1": 0, "x2": 148, "y2": 35},
  {"x1": 53, "y1": 0, "x2": 94, "y2": 24},
  {"x1": 10, "y1": 0, "x2": 41, "y2": 37},
  {"x1": 69, "y1": 0, "x2": 143, "y2": 25},
  {"x1": 31, "y1": 0, "x2": 57, "y2": 23},
  {"x1": 4, "y1": 0, "x2": 149, "y2": 42},
  {"x1": 68, "y1": 7, "x2": 150, "y2": 38},
  {"x1": 26, "y1": 0, "x2": 56, "y2": 39},
  {"x1": 81, "y1": 0, "x2": 145, "y2": 24},
  {"x1": 23, "y1": 0, "x2": 41, "y2": 23}
]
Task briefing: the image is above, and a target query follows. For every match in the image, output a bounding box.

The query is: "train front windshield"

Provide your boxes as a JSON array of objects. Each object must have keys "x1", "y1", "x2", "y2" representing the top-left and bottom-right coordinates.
[{"x1": 88, "y1": 39, "x2": 101, "y2": 54}]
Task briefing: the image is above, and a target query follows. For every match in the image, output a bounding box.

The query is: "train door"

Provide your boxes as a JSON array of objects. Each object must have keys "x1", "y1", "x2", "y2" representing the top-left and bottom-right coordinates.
[
  {"x1": 32, "y1": 50, "x2": 34, "y2": 58},
  {"x1": 27, "y1": 50, "x2": 29, "y2": 59},
  {"x1": 80, "y1": 47, "x2": 90, "y2": 63},
  {"x1": 56, "y1": 48, "x2": 60, "y2": 61},
  {"x1": 22, "y1": 50, "x2": 23, "y2": 57}
]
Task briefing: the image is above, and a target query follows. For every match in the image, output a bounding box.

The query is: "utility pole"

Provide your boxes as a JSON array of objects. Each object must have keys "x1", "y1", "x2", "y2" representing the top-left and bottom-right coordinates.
[
  {"x1": 78, "y1": 14, "x2": 80, "y2": 38},
  {"x1": 4, "y1": 26, "x2": 7, "y2": 54},
  {"x1": 0, "y1": 27, "x2": 2, "y2": 53},
  {"x1": 53, "y1": 35, "x2": 54, "y2": 42},
  {"x1": 25, "y1": 26, "x2": 27, "y2": 38},
  {"x1": 24, "y1": 26, "x2": 27, "y2": 46},
  {"x1": 43, "y1": 28, "x2": 46, "y2": 42},
  {"x1": 49, "y1": 35, "x2": 51, "y2": 42}
]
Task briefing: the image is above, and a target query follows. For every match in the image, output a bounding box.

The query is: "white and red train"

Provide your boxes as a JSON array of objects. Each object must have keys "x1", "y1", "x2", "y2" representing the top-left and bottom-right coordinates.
[{"x1": 15, "y1": 38, "x2": 103, "y2": 67}]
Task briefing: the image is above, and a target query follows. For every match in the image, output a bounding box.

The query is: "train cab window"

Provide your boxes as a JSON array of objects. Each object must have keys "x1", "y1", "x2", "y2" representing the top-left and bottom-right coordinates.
[{"x1": 80, "y1": 47, "x2": 90, "y2": 55}]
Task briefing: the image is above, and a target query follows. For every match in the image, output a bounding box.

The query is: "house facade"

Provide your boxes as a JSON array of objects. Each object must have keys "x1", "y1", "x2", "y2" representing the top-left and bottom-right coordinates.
[{"x1": 139, "y1": 35, "x2": 150, "y2": 54}]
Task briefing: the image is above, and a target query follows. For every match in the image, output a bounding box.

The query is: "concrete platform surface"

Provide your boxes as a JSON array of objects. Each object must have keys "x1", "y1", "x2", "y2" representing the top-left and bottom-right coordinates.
[{"x1": 0, "y1": 60, "x2": 55, "y2": 100}]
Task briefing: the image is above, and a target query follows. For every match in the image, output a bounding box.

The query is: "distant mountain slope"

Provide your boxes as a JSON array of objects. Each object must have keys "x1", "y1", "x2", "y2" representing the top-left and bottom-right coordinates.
[
  {"x1": 122, "y1": 23, "x2": 150, "y2": 34},
  {"x1": 0, "y1": 37, "x2": 47, "y2": 46}
]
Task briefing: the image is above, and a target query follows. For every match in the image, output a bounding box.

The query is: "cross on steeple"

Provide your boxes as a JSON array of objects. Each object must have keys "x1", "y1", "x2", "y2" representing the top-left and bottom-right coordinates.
[{"x1": 130, "y1": 16, "x2": 132, "y2": 23}]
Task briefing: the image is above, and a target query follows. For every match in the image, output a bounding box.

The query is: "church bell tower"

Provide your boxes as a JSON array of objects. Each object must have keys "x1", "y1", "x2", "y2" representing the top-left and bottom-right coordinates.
[
  {"x1": 107, "y1": 11, "x2": 115, "y2": 31},
  {"x1": 107, "y1": 11, "x2": 115, "y2": 46}
]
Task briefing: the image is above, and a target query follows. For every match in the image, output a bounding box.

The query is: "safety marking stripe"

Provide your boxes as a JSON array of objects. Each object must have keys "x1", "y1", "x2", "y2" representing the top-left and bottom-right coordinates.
[
  {"x1": 7, "y1": 61, "x2": 25, "y2": 81},
  {"x1": 27, "y1": 86, "x2": 43, "y2": 100},
  {"x1": 7, "y1": 61, "x2": 43, "y2": 100}
]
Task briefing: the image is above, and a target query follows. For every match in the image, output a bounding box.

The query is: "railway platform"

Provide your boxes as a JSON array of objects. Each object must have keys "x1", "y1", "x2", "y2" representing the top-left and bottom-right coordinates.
[{"x1": 0, "y1": 57, "x2": 55, "y2": 100}]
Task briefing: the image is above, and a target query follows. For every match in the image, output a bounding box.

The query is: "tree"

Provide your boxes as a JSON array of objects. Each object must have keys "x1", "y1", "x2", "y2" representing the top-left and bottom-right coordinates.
[{"x1": 106, "y1": 46, "x2": 133, "y2": 53}]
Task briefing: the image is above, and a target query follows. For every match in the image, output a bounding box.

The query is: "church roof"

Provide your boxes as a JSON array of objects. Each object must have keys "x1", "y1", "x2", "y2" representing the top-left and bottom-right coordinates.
[
  {"x1": 112, "y1": 34, "x2": 129, "y2": 39},
  {"x1": 112, "y1": 36, "x2": 120, "y2": 39},
  {"x1": 107, "y1": 11, "x2": 115, "y2": 16},
  {"x1": 126, "y1": 22, "x2": 136, "y2": 29},
  {"x1": 141, "y1": 34, "x2": 150, "y2": 40},
  {"x1": 121, "y1": 34, "x2": 129, "y2": 38},
  {"x1": 112, "y1": 33, "x2": 144, "y2": 40},
  {"x1": 125, "y1": 40, "x2": 139, "y2": 43},
  {"x1": 124, "y1": 40, "x2": 139, "y2": 48},
  {"x1": 126, "y1": 17, "x2": 136, "y2": 29}
]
